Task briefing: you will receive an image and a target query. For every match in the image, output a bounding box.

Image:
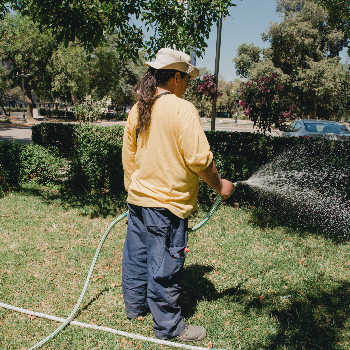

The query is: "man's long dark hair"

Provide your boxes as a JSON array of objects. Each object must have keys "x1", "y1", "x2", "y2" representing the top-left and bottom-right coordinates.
[{"x1": 137, "y1": 67, "x2": 187, "y2": 135}]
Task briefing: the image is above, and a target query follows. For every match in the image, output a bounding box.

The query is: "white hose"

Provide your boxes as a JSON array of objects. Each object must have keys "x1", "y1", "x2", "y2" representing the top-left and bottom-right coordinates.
[
  {"x1": 0, "y1": 302, "x2": 225, "y2": 350},
  {"x1": 25, "y1": 211, "x2": 129, "y2": 350},
  {"x1": 1, "y1": 198, "x2": 227, "y2": 350}
]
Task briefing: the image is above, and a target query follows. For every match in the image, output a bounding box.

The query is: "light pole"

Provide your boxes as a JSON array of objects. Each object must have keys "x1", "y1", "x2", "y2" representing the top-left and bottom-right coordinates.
[
  {"x1": 235, "y1": 87, "x2": 239, "y2": 125},
  {"x1": 211, "y1": 8, "x2": 223, "y2": 131},
  {"x1": 19, "y1": 70, "x2": 31, "y2": 123}
]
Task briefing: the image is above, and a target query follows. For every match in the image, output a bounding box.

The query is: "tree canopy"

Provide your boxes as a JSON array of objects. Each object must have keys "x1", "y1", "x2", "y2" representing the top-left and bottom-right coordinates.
[
  {"x1": 234, "y1": 0, "x2": 349, "y2": 125},
  {"x1": 233, "y1": 43, "x2": 261, "y2": 78},
  {"x1": 319, "y1": 0, "x2": 350, "y2": 56},
  {"x1": 0, "y1": 14, "x2": 56, "y2": 119},
  {"x1": 0, "y1": 14, "x2": 147, "y2": 120},
  {"x1": 1, "y1": 0, "x2": 238, "y2": 59}
]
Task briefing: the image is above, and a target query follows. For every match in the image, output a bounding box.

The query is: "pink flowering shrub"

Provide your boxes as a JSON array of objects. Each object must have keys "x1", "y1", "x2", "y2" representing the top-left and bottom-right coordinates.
[
  {"x1": 196, "y1": 75, "x2": 223, "y2": 103},
  {"x1": 239, "y1": 73, "x2": 295, "y2": 132}
]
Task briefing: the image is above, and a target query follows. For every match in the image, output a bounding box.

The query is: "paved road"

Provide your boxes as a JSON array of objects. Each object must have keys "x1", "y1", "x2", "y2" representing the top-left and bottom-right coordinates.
[
  {"x1": 0, "y1": 125, "x2": 34, "y2": 144},
  {"x1": 0, "y1": 115, "x2": 281, "y2": 144}
]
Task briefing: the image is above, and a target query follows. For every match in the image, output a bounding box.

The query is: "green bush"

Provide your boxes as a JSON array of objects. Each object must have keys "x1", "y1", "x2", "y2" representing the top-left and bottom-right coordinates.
[
  {"x1": 32, "y1": 123, "x2": 78, "y2": 157},
  {"x1": 0, "y1": 140, "x2": 67, "y2": 189},
  {"x1": 116, "y1": 112, "x2": 128, "y2": 121},
  {"x1": 20, "y1": 145, "x2": 68, "y2": 185},
  {"x1": 38, "y1": 108, "x2": 75, "y2": 119},
  {"x1": 67, "y1": 124, "x2": 125, "y2": 193},
  {"x1": 4, "y1": 107, "x2": 23, "y2": 112},
  {"x1": 32, "y1": 123, "x2": 292, "y2": 200},
  {"x1": 0, "y1": 140, "x2": 24, "y2": 188},
  {"x1": 31, "y1": 122, "x2": 350, "y2": 206},
  {"x1": 38, "y1": 108, "x2": 47, "y2": 116},
  {"x1": 32, "y1": 123, "x2": 125, "y2": 193}
]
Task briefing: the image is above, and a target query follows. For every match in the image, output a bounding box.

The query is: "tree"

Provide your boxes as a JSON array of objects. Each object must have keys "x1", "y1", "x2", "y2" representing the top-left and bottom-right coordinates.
[
  {"x1": 89, "y1": 39, "x2": 122, "y2": 101},
  {"x1": 0, "y1": 14, "x2": 56, "y2": 120},
  {"x1": 239, "y1": 73, "x2": 296, "y2": 131},
  {"x1": 233, "y1": 43, "x2": 261, "y2": 78},
  {"x1": 0, "y1": 0, "x2": 9, "y2": 20},
  {"x1": 47, "y1": 35, "x2": 146, "y2": 117},
  {"x1": 319, "y1": 0, "x2": 350, "y2": 56},
  {"x1": 72, "y1": 95, "x2": 110, "y2": 122},
  {"x1": 0, "y1": 65, "x2": 22, "y2": 106},
  {"x1": 234, "y1": 0, "x2": 349, "y2": 121},
  {"x1": 263, "y1": 0, "x2": 346, "y2": 72},
  {"x1": 110, "y1": 56, "x2": 146, "y2": 110},
  {"x1": 294, "y1": 57, "x2": 349, "y2": 119},
  {"x1": 47, "y1": 42, "x2": 91, "y2": 104},
  {"x1": 0, "y1": 65, "x2": 9, "y2": 96},
  {"x1": 6, "y1": 0, "x2": 237, "y2": 59},
  {"x1": 263, "y1": 0, "x2": 348, "y2": 118},
  {"x1": 0, "y1": 65, "x2": 9, "y2": 115}
]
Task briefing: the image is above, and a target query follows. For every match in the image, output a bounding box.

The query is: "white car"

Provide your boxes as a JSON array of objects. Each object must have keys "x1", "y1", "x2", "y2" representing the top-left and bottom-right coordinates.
[{"x1": 283, "y1": 119, "x2": 350, "y2": 140}]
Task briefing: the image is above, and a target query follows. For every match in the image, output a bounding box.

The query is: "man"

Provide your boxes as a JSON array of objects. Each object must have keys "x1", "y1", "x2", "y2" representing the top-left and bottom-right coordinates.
[{"x1": 122, "y1": 48, "x2": 235, "y2": 342}]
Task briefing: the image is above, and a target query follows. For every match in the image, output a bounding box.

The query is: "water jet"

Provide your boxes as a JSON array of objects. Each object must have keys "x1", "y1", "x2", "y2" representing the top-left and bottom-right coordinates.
[{"x1": 238, "y1": 143, "x2": 350, "y2": 238}]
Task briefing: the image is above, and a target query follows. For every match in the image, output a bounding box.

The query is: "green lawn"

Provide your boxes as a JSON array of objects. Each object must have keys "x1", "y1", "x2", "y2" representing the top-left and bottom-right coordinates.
[{"x1": 1, "y1": 183, "x2": 350, "y2": 349}]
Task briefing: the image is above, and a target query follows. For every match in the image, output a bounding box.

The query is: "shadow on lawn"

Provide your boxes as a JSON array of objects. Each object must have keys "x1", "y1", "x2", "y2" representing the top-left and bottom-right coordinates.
[
  {"x1": 180, "y1": 264, "x2": 350, "y2": 349},
  {"x1": 19, "y1": 184, "x2": 128, "y2": 218},
  {"x1": 18, "y1": 183, "x2": 217, "y2": 220},
  {"x1": 257, "y1": 278, "x2": 350, "y2": 350},
  {"x1": 247, "y1": 203, "x2": 350, "y2": 244}
]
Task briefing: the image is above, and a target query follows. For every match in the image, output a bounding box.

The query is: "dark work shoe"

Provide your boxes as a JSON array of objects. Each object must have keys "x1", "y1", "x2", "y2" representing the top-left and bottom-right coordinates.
[{"x1": 175, "y1": 325, "x2": 206, "y2": 342}]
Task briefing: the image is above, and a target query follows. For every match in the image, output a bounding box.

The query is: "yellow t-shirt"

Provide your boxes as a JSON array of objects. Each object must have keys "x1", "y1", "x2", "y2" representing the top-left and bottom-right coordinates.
[{"x1": 122, "y1": 94, "x2": 213, "y2": 219}]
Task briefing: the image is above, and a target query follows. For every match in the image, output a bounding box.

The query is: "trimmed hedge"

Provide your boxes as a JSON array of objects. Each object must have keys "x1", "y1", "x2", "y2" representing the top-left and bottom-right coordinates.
[
  {"x1": 32, "y1": 123, "x2": 125, "y2": 193},
  {"x1": 37, "y1": 108, "x2": 127, "y2": 121},
  {"x1": 0, "y1": 140, "x2": 67, "y2": 189},
  {"x1": 31, "y1": 123, "x2": 350, "y2": 195},
  {"x1": 3, "y1": 124, "x2": 350, "y2": 235},
  {"x1": 0, "y1": 140, "x2": 23, "y2": 188},
  {"x1": 38, "y1": 108, "x2": 75, "y2": 119},
  {"x1": 32, "y1": 123, "x2": 77, "y2": 157},
  {"x1": 30, "y1": 123, "x2": 306, "y2": 202},
  {"x1": 67, "y1": 124, "x2": 125, "y2": 193}
]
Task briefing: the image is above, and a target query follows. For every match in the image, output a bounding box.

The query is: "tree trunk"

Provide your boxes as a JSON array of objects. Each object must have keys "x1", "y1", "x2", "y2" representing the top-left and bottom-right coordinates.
[
  {"x1": 312, "y1": 102, "x2": 318, "y2": 119},
  {"x1": 25, "y1": 88, "x2": 34, "y2": 121},
  {"x1": 71, "y1": 94, "x2": 79, "y2": 105}
]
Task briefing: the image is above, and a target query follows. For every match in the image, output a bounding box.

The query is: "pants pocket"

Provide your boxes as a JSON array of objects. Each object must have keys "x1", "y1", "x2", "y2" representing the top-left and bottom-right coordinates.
[{"x1": 153, "y1": 246, "x2": 186, "y2": 281}]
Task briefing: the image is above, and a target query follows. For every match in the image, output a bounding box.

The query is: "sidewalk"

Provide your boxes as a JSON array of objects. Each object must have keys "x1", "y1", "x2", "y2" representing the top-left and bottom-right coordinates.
[{"x1": 200, "y1": 118, "x2": 281, "y2": 136}]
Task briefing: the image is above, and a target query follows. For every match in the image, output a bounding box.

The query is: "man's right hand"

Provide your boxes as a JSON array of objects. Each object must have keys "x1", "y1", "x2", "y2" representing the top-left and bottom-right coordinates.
[
  {"x1": 197, "y1": 160, "x2": 236, "y2": 200},
  {"x1": 218, "y1": 179, "x2": 235, "y2": 200}
]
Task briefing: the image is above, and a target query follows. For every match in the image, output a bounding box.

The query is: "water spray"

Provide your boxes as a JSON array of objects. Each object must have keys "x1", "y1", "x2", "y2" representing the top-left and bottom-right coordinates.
[{"x1": 239, "y1": 143, "x2": 350, "y2": 237}]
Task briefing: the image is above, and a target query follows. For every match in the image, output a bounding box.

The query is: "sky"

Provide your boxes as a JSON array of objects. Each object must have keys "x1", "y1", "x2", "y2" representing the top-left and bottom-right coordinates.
[
  {"x1": 196, "y1": 0, "x2": 282, "y2": 82},
  {"x1": 196, "y1": 0, "x2": 349, "y2": 82}
]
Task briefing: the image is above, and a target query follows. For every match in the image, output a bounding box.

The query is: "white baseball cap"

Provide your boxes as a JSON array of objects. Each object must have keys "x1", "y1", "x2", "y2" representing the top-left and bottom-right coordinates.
[{"x1": 144, "y1": 48, "x2": 199, "y2": 79}]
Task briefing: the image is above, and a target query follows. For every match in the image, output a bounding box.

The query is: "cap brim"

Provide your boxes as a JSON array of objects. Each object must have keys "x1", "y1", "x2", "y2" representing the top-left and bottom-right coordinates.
[{"x1": 144, "y1": 61, "x2": 199, "y2": 79}]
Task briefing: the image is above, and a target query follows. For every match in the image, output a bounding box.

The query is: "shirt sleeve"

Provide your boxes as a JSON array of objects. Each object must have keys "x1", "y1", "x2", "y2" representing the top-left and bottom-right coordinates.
[
  {"x1": 122, "y1": 106, "x2": 138, "y2": 192},
  {"x1": 179, "y1": 103, "x2": 213, "y2": 173}
]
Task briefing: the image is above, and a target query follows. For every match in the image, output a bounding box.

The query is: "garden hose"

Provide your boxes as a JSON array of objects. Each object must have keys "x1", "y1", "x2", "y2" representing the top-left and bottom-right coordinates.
[
  {"x1": 189, "y1": 195, "x2": 222, "y2": 231},
  {"x1": 28, "y1": 211, "x2": 129, "y2": 350},
  {"x1": 24, "y1": 194, "x2": 229, "y2": 350}
]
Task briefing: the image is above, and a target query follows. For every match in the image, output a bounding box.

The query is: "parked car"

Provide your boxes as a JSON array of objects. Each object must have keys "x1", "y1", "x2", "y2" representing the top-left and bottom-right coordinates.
[{"x1": 283, "y1": 119, "x2": 350, "y2": 140}]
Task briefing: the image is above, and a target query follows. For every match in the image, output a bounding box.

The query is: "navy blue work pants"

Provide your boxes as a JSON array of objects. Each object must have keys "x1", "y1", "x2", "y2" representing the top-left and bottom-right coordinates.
[{"x1": 122, "y1": 203, "x2": 188, "y2": 339}]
